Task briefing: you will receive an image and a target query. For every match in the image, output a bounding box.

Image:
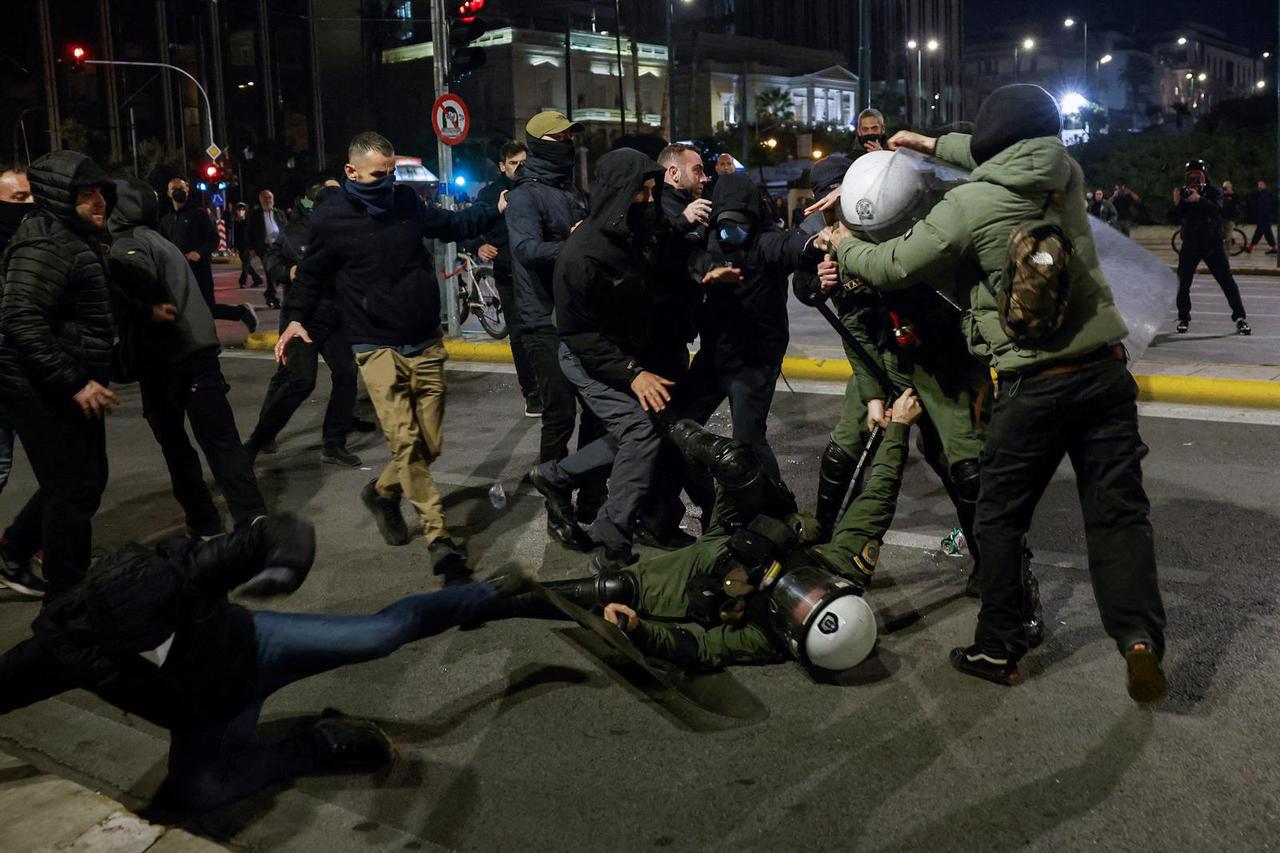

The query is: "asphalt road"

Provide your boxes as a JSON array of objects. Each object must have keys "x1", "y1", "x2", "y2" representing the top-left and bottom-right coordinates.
[{"x1": 1, "y1": 356, "x2": 1278, "y2": 852}]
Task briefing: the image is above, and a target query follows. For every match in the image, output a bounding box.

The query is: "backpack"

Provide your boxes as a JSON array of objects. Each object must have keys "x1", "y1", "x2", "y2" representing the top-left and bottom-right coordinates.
[{"x1": 989, "y1": 191, "x2": 1073, "y2": 347}]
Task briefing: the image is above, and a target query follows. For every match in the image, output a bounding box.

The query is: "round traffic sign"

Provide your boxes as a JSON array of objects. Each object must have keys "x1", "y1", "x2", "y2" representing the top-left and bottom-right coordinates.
[{"x1": 432, "y1": 93, "x2": 471, "y2": 146}]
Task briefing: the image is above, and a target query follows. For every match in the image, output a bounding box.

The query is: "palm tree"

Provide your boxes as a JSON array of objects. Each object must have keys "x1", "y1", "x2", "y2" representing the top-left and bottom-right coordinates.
[{"x1": 755, "y1": 87, "x2": 796, "y2": 126}]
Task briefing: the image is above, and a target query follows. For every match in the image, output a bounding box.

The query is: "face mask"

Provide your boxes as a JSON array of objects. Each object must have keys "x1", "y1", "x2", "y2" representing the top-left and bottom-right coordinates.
[
  {"x1": 858, "y1": 133, "x2": 889, "y2": 149},
  {"x1": 0, "y1": 200, "x2": 30, "y2": 236},
  {"x1": 717, "y1": 222, "x2": 751, "y2": 247},
  {"x1": 343, "y1": 173, "x2": 397, "y2": 217},
  {"x1": 171, "y1": 188, "x2": 188, "y2": 204},
  {"x1": 298, "y1": 197, "x2": 315, "y2": 211},
  {"x1": 627, "y1": 200, "x2": 659, "y2": 233}
]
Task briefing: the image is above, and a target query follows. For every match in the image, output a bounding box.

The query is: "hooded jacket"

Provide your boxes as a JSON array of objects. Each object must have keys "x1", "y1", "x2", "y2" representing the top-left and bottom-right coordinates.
[
  {"x1": 692, "y1": 173, "x2": 823, "y2": 371},
  {"x1": 273, "y1": 190, "x2": 342, "y2": 337},
  {"x1": 833, "y1": 133, "x2": 1129, "y2": 375},
  {"x1": 465, "y1": 174, "x2": 515, "y2": 278},
  {"x1": 0, "y1": 516, "x2": 313, "y2": 730},
  {"x1": 553, "y1": 148, "x2": 667, "y2": 389},
  {"x1": 506, "y1": 137, "x2": 589, "y2": 333},
  {"x1": 290, "y1": 183, "x2": 499, "y2": 349},
  {"x1": 654, "y1": 183, "x2": 707, "y2": 349},
  {"x1": 107, "y1": 178, "x2": 219, "y2": 370},
  {"x1": 0, "y1": 150, "x2": 116, "y2": 401}
]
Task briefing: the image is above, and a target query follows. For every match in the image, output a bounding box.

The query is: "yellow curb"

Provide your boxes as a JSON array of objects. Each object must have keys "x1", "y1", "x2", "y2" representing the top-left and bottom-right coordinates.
[{"x1": 233, "y1": 334, "x2": 1280, "y2": 408}]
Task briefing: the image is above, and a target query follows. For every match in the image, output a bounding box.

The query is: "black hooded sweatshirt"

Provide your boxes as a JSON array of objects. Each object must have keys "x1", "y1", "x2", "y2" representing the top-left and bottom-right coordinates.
[
  {"x1": 0, "y1": 150, "x2": 116, "y2": 401},
  {"x1": 691, "y1": 173, "x2": 823, "y2": 372},
  {"x1": 107, "y1": 178, "x2": 219, "y2": 372},
  {"x1": 553, "y1": 148, "x2": 667, "y2": 389},
  {"x1": 273, "y1": 188, "x2": 342, "y2": 337},
  {"x1": 507, "y1": 136, "x2": 589, "y2": 333}
]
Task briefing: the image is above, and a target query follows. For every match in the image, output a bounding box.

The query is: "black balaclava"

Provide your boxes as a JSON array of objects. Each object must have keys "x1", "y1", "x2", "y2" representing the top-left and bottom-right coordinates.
[
  {"x1": 344, "y1": 173, "x2": 397, "y2": 218},
  {"x1": 0, "y1": 201, "x2": 31, "y2": 246},
  {"x1": 523, "y1": 135, "x2": 576, "y2": 182},
  {"x1": 970, "y1": 84, "x2": 1062, "y2": 166}
]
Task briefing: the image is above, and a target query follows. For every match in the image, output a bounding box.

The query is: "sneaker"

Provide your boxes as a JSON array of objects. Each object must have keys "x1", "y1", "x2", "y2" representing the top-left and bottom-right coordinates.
[
  {"x1": 1175, "y1": 320, "x2": 1189, "y2": 334},
  {"x1": 240, "y1": 303, "x2": 259, "y2": 333},
  {"x1": 360, "y1": 480, "x2": 410, "y2": 546},
  {"x1": 0, "y1": 559, "x2": 46, "y2": 598},
  {"x1": 1244, "y1": 244, "x2": 1253, "y2": 254},
  {"x1": 529, "y1": 465, "x2": 592, "y2": 551},
  {"x1": 1124, "y1": 642, "x2": 1167, "y2": 704},
  {"x1": 949, "y1": 644, "x2": 1021, "y2": 686},
  {"x1": 1236, "y1": 318, "x2": 1252, "y2": 336},
  {"x1": 1267, "y1": 247, "x2": 1278, "y2": 255},
  {"x1": 524, "y1": 398, "x2": 544, "y2": 418},
  {"x1": 322, "y1": 445, "x2": 362, "y2": 467},
  {"x1": 634, "y1": 525, "x2": 696, "y2": 551},
  {"x1": 428, "y1": 537, "x2": 470, "y2": 584},
  {"x1": 310, "y1": 715, "x2": 395, "y2": 774},
  {"x1": 348, "y1": 417, "x2": 379, "y2": 433}
]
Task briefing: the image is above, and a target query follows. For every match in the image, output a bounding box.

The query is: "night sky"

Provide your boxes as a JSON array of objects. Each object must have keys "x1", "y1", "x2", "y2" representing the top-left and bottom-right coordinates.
[{"x1": 964, "y1": 0, "x2": 1276, "y2": 54}]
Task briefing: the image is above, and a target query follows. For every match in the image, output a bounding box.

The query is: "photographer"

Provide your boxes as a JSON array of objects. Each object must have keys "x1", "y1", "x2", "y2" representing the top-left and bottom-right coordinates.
[{"x1": 1170, "y1": 160, "x2": 1250, "y2": 336}]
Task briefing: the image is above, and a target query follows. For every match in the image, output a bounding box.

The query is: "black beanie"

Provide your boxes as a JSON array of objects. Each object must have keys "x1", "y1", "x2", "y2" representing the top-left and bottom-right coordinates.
[
  {"x1": 970, "y1": 84, "x2": 1062, "y2": 166},
  {"x1": 810, "y1": 155, "x2": 852, "y2": 196}
]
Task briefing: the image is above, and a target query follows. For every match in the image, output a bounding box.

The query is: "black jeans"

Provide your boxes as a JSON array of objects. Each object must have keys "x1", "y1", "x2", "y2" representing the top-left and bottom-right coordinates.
[
  {"x1": 495, "y1": 272, "x2": 538, "y2": 402},
  {"x1": 191, "y1": 259, "x2": 246, "y2": 324},
  {"x1": 237, "y1": 249, "x2": 262, "y2": 285},
  {"x1": 158, "y1": 583, "x2": 500, "y2": 810},
  {"x1": 1250, "y1": 221, "x2": 1276, "y2": 249},
  {"x1": 973, "y1": 359, "x2": 1166, "y2": 661},
  {"x1": 523, "y1": 328, "x2": 607, "y2": 507},
  {"x1": 250, "y1": 332, "x2": 357, "y2": 450},
  {"x1": 0, "y1": 395, "x2": 108, "y2": 594},
  {"x1": 1176, "y1": 238, "x2": 1247, "y2": 323},
  {"x1": 140, "y1": 354, "x2": 266, "y2": 533},
  {"x1": 678, "y1": 353, "x2": 784, "y2": 484}
]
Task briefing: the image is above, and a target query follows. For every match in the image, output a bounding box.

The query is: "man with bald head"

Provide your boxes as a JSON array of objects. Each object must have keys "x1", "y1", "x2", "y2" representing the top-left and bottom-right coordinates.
[{"x1": 249, "y1": 188, "x2": 288, "y2": 308}]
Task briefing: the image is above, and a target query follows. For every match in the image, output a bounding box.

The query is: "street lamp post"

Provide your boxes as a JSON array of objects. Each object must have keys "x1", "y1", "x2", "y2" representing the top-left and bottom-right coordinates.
[
  {"x1": 1064, "y1": 18, "x2": 1088, "y2": 86},
  {"x1": 82, "y1": 58, "x2": 218, "y2": 155},
  {"x1": 1014, "y1": 37, "x2": 1035, "y2": 82},
  {"x1": 906, "y1": 39, "x2": 939, "y2": 127}
]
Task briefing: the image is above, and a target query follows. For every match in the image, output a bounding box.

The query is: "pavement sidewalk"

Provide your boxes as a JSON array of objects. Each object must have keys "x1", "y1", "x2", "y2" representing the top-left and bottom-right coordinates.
[{"x1": 0, "y1": 747, "x2": 226, "y2": 853}]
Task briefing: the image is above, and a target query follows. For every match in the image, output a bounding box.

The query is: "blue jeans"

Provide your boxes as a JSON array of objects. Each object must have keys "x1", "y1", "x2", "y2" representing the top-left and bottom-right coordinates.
[
  {"x1": 159, "y1": 583, "x2": 499, "y2": 809},
  {"x1": 0, "y1": 411, "x2": 12, "y2": 495}
]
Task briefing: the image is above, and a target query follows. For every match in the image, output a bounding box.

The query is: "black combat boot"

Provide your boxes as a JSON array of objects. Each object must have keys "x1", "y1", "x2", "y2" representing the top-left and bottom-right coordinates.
[{"x1": 815, "y1": 440, "x2": 857, "y2": 539}]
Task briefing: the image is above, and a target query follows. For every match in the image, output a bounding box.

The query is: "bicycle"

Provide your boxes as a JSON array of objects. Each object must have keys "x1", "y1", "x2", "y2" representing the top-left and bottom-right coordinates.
[
  {"x1": 1171, "y1": 226, "x2": 1248, "y2": 257},
  {"x1": 444, "y1": 250, "x2": 507, "y2": 339}
]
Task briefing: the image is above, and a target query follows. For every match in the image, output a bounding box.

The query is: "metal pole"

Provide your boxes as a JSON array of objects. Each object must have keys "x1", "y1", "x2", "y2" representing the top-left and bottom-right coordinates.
[
  {"x1": 37, "y1": 0, "x2": 61, "y2": 151},
  {"x1": 156, "y1": 0, "x2": 176, "y2": 152},
  {"x1": 857, "y1": 0, "x2": 870, "y2": 110},
  {"x1": 614, "y1": 0, "x2": 626, "y2": 135},
  {"x1": 85, "y1": 60, "x2": 216, "y2": 151},
  {"x1": 431, "y1": 0, "x2": 459, "y2": 335},
  {"x1": 916, "y1": 49, "x2": 922, "y2": 127},
  {"x1": 258, "y1": 0, "x2": 276, "y2": 140},
  {"x1": 308, "y1": 0, "x2": 326, "y2": 170},
  {"x1": 129, "y1": 106, "x2": 138, "y2": 176},
  {"x1": 1013, "y1": 47, "x2": 1019, "y2": 82},
  {"x1": 1082, "y1": 21, "x2": 1089, "y2": 89},
  {"x1": 99, "y1": 0, "x2": 123, "y2": 163},
  {"x1": 565, "y1": 13, "x2": 574, "y2": 120},
  {"x1": 666, "y1": 0, "x2": 674, "y2": 138},
  {"x1": 1275, "y1": 3, "x2": 1279, "y2": 269},
  {"x1": 207, "y1": 0, "x2": 227, "y2": 150}
]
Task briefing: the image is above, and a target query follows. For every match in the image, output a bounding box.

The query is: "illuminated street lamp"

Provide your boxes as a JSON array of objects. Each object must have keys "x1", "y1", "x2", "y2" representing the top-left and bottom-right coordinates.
[
  {"x1": 1014, "y1": 38, "x2": 1035, "y2": 82},
  {"x1": 906, "y1": 38, "x2": 941, "y2": 126},
  {"x1": 1177, "y1": 36, "x2": 1187, "y2": 45},
  {"x1": 1064, "y1": 17, "x2": 1089, "y2": 84},
  {"x1": 1259, "y1": 80, "x2": 1268, "y2": 89}
]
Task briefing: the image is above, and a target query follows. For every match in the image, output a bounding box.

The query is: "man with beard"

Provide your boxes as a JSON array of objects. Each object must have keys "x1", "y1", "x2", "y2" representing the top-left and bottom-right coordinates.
[
  {"x1": 0, "y1": 151, "x2": 118, "y2": 598},
  {"x1": 469, "y1": 141, "x2": 541, "y2": 415},
  {"x1": 507, "y1": 112, "x2": 607, "y2": 549},
  {"x1": 159, "y1": 177, "x2": 257, "y2": 333}
]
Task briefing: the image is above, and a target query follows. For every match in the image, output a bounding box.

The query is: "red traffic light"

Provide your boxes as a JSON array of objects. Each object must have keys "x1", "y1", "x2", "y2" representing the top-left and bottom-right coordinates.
[
  {"x1": 71, "y1": 46, "x2": 86, "y2": 60},
  {"x1": 454, "y1": 0, "x2": 484, "y2": 22},
  {"x1": 204, "y1": 163, "x2": 220, "y2": 179}
]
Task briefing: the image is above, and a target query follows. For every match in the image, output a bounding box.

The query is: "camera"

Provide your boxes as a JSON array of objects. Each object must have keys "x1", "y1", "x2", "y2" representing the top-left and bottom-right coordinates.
[{"x1": 1180, "y1": 186, "x2": 1198, "y2": 200}]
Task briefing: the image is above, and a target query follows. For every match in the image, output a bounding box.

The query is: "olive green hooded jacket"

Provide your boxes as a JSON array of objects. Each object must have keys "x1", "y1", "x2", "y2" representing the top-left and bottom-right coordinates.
[{"x1": 834, "y1": 133, "x2": 1129, "y2": 375}]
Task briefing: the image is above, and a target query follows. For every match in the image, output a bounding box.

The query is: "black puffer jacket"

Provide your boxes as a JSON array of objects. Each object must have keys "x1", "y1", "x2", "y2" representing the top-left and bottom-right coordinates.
[
  {"x1": 692, "y1": 173, "x2": 823, "y2": 371},
  {"x1": 506, "y1": 137, "x2": 589, "y2": 333},
  {"x1": 654, "y1": 184, "x2": 707, "y2": 350},
  {"x1": 554, "y1": 148, "x2": 668, "y2": 389},
  {"x1": 0, "y1": 150, "x2": 116, "y2": 401},
  {"x1": 273, "y1": 190, "x2": 342, "y2": 337}
]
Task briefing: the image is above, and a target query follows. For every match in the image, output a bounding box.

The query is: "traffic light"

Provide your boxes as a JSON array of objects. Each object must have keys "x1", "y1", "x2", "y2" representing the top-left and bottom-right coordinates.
[
  {"x1": 203, "y1": 163, "x2": 221, "y2": 182},
  {"x1": 68, "y1": 45, "x2": 87, "y2": 73},
  {"x1": 448, "y1": 1, "x2": 488, "y2": 83}
]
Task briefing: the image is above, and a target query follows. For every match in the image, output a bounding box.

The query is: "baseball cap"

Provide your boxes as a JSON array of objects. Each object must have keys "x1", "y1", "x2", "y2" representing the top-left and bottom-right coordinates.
[{"x1": 526, "y1": 111, "x2": 585, "y2": 139}]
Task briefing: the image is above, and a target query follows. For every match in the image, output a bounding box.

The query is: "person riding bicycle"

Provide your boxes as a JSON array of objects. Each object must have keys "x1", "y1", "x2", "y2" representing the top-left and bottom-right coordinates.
[{"x1": 1170, "y1": 159, "x2": 1250, "y2": 336}]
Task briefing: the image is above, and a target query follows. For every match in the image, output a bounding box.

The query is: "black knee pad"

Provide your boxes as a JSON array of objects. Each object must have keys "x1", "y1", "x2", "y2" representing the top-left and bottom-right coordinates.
[{"x1": 950, "y1": 458, "x2": 981, "y2": 504}]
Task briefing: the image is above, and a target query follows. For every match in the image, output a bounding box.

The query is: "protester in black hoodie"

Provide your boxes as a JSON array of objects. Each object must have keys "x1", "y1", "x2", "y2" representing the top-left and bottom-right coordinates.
[
  {"x1": 681, "y1": 173, "x2": 826, "y2": 482},
  {"x1": 506, "y1": 112, "x2": 608, "y2": 544},
  {"x1": 0, "y1": 513, "x2": 528, "y2": 810},
  {"x1": 0, "y1": 150, "x2": 118, "y2": 597},
  {"x1": 466, "y1": 141, "x2": 541, "y2": 414},
  {"x1": 279, "y1": 131, "x2": 502, "y2": 581},
  {"x1": 245, "y1": 179, "x2": 366, "y2": 467},
  {"x1": 529, "y1": 149, "x2": 678, "y2": 568},
  {"x1": 108, "y1": 177, "x2": 267, "y2": 537}
]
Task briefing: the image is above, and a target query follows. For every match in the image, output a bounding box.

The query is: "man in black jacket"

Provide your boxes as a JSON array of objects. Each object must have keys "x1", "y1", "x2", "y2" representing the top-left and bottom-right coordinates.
[
  {"x1": 231, "y1": 202, "x2": 262, "y2": 289},
  {"x1": 248, "y1": 188, "x2": 288, "y2": 307},
  {"x1": 159, "y1": 177, "x2": 257, "y2": 333},
  {"x1": 0, "y1": 513, "x2": 527, "y2": 810},
  {"x1": 0, "y1": 150, "x2": 118, "y2": 597},
  {"x1": 507, "y1": 112, "x2": 608, "y2": 544},
  {"x1": 1247, "y1": 179, "x2": 1277, "y2": 253},
  {"x1": 277, "y1": 131, "x2": 502, "y2": 580},
  {"x1": 245, "y1": 180, "x2": 364, "y2": 466},
  {"x1": 681, "y1": 173, "x2": 827, "y2": 482},
  {"x1": 469, "y1": 141, "x2": 540, "y2": 414},
  {"x1": 1171, "y1": 160, "x2": 1250, "y2": 336},
  {"x1": 108, "y1": 177, "x2": 267, "y2": 537},
  {"x1": 530, "y1": 149, "x2": 688, "y2": 569}
]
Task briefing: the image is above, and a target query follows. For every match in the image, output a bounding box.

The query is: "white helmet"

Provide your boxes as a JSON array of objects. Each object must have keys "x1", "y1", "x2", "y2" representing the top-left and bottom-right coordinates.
[
  {"x1": 766, "y1": 563, "x2": 877, "y2": 671},
  {"x1": 839, "y1": 149, "x2": 928, "y2": 243}
]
